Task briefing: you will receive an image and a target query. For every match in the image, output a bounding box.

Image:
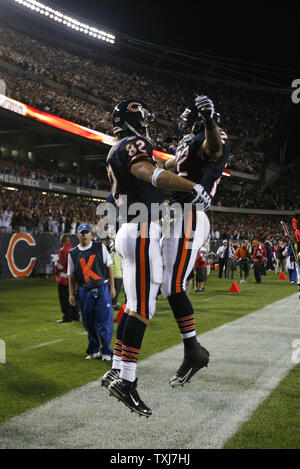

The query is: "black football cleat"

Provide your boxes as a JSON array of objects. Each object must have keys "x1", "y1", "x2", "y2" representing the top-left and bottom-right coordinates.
[
  {"x1": 101, "y1": 368, "x2": 120, "y2": 388},
  {"x1": 169, "y1": 343, "x2": 210, "y2": 388},
  {"x1": 108, "y1": 378, "x2": 152, "y2": 417}
]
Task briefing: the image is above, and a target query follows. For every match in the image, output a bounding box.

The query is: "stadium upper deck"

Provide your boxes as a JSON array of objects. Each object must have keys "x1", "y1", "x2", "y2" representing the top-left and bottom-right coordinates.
[{"x1": 0, "y1": 2, "x2": 299, "y2": 219}]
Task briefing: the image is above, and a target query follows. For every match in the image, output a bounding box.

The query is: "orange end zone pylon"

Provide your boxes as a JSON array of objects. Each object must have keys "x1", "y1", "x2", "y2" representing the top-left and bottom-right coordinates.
[
  {"x1": 278, "y1": 271, "x2": 287, "y2": 280},
  {"x1": 229, "y1": 281, "x2": 241, "y2": 293}
]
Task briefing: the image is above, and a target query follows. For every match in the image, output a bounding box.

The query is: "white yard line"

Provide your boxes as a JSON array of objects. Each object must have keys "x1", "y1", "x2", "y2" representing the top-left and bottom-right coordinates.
[
  {"x1": 22, "y1": 339, "x2": 64, "y2": 351},
  {"x1": 20, "y1": 332, "x2": 87, "y2": 351},
  {"x1": 0, "y1": 293, "x2": 299, "y2": 449}
]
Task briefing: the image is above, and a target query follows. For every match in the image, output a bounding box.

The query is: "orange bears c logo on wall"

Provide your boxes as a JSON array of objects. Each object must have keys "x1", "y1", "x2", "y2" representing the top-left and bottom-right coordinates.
[{"x1": 5, "y1": 233, "x2": 37, "y2": 278}]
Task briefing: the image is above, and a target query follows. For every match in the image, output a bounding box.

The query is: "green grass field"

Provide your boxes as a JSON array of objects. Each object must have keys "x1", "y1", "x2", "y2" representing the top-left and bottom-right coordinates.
[{"x1": 0, "y1": 270, "x2": 299, "y2": 448}]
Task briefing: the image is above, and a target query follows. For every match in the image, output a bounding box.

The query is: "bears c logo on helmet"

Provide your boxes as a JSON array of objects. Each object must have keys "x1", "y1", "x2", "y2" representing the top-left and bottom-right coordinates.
[{"x1": 127, "y1": 102, "x2": 142, "y2": 112}]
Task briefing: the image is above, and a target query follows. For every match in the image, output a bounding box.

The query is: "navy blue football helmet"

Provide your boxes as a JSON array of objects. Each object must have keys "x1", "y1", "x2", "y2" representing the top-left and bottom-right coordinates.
[
  {"x1": 178, "y1": 96, "x2": 221, "y2": 137},
  {"x1": 112, "y1": 99, "x2": 155, "y2": 140}
]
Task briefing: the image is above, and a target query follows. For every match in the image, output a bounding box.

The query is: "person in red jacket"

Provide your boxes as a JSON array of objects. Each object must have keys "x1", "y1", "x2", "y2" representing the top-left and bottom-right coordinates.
[
  {"x1": 252, "y1": 240, "x2": 267, "y2": 284},
  {"x1": 54, "y1": 234, "x2": 79, "y2": 323},
  {"x1": 195, "y1": 250, "x2": 208, "y2": 292}
]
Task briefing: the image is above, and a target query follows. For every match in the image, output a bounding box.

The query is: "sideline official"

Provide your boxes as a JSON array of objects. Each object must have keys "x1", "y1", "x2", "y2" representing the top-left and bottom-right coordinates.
[{"x1": 68, "y1": 224, "x2": 116, "y2": 360}]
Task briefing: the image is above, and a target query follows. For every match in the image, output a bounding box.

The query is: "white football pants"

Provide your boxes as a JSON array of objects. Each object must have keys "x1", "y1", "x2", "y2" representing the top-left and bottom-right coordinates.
[
  {"x1": 115, "y1": 221, "x2": 163, "y2": 320},
  {"x1": 161, "y1": 207, "x2": 210, "y2": 298}
]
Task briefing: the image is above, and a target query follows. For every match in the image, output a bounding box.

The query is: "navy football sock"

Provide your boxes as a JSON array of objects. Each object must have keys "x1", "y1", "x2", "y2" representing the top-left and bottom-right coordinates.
[
  {"x1": 112, "y1": 312, "x2": 128, "y2": 368},
  {"x1": 122, "y1": 315, "x2": 147, "y2": 356},
  {"x1": 120, "y1": 315, "x2": 147, "y2": 381},
  {"x1": 168, "y1": 292, "x2": 198, "y2": 353}
]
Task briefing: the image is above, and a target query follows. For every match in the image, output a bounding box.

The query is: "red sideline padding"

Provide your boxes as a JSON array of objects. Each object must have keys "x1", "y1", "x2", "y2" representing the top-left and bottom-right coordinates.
[
  {"x1": 229, "y1": 281, "x2": 241, "y2": 293},
  {"x1": 279, "y1": 271, "x2": 287, "y2": 280},
  {"x1": 114, "y1": 304, "x2": 126, "y2": 323}
]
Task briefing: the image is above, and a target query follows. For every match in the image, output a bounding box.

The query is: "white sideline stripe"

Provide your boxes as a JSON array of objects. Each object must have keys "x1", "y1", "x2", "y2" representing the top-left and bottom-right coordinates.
[
  {"x1": 22, "y1": 333, "x2": 87, "y2": 351},
  {"x1": 0, "y1": 293, "x2": 299, "y2": 449},
  {"x1": 22, "y1": 340, "x2": 64, "y2": 351}
]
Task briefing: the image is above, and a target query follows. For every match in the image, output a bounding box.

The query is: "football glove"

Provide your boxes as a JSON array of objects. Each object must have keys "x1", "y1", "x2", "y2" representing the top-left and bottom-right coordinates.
[
  {"x1": 178, "y1": 106, "x2": 197, "y2": 135},
  {"x1": 190, "y1": 184, "x2": 211, "y2": 211},
  {"x1": 194, "y1": 95, "x2": 215, "y2": 122}
]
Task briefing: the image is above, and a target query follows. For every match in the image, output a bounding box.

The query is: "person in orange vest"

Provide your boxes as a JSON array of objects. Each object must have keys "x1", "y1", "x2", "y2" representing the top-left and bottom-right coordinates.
[
  {"x1": 234, "y1": 241, "x2": 251, "y2": 283},
  {"x1": 54, "y1": 234, "x2": 79, "y2": 323}
]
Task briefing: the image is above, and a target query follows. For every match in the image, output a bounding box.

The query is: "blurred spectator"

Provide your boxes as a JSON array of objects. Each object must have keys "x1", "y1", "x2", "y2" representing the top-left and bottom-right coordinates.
[
  {"x1": 0, "y1": 206, "x2": 13, "y2": 232},
  {"x1": 282, "y1": 244, "x2": 297, "y2": 284},
  {"x1": 234, "y1": 242, "x2": 251, "y2": 283},
  {"x1": 194, "y1": 250, "x2": 208, "y2": 292},
  {"x1": 274, "y1": 241, "x2": 286, "y2": 274},
  {"x1": 225, "y1": 241, "x2": 236, "y2": 279},
  {"x1": 216, "y1": 240, "x2": 228, "y2": 279},
  {"x1": 252, "y1": 241, "x2": 267, "y2": 284},
  {"x1": 54, "y1": 234, "x2": 80, "y2": 323},
  {"x1": 265, "y1": 240, "x2": 275, "y2": 271}
]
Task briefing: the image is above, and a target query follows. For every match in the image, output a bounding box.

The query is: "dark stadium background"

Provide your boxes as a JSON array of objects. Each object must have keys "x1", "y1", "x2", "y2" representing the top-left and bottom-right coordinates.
[
  {"x1": 51, "y1": 1, "x2": 298, "y2": 70},
  {"x1": 44, "y1": 1, "x2": 300, "y2": 166}
]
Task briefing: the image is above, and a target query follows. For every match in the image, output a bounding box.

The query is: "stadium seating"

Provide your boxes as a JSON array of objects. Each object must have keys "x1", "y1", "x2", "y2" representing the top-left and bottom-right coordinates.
[
  {"x1": 0, "y1": 25, "x2": 298, "y2": 243},
  {"x1": 0, "y1": 27, "x2": 285, "y2": 161}
]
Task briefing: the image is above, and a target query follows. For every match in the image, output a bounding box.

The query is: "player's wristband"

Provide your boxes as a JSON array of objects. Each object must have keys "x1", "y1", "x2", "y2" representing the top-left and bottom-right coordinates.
[{"x1": 151, "y1": 167, "x2": 165, "y2": 187}]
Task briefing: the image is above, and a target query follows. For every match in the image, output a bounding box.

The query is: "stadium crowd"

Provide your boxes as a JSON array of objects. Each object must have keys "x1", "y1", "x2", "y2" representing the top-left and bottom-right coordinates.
[
  {"x1": 227, "y1": 139, "x2": 264, "y2": 174},
  {"x1": 209, "y1": 213, "x2": 292, "y2": 244},
  {"x1": 213, "y1": 164, "x2": 300, "y2": 211},
  {"x1": 0, "y1": 28, "x2": 285, "y2": 134},
  {"x1": 0, "y1": 183, "x2": 296, "y2": 241},
  {"x1": 0, "y1": 27, "x2": 285, "y2": 169},
  {"x1": 0, "y1": 153, "x2": 111, "y2": 191},
  {"x1": 0, "y1": 186, "x2": 100, "y2": 234},
  {"x1": 1, "y1": 144, "x2": 299, "y2": 221},
  {"x1": 0, "y1": 67, "x2": 268, "y2": 173},
  {"x1": 2, "y1": 184, "x2": 298, "y2": 286}
]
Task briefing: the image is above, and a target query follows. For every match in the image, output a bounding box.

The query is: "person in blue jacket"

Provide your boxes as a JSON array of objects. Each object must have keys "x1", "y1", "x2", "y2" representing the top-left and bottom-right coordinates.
[
  {"x1": 283, "y1": 243, "x2": 297, "y2": 284},
  {"x1": 68, "y1": 223, "x2": 116, "y2": 360}
]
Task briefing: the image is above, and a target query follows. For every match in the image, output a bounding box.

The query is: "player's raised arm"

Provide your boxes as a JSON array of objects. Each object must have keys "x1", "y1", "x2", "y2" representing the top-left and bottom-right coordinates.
[{"x1": 194, "y1": 95, "x2": 223, "y2": 161}]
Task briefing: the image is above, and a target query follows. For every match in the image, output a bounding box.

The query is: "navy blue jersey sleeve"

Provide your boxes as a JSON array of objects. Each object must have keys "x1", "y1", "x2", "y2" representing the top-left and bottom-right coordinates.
[
  {"x1": 121, "y1": 136, "x2": 155, "y2": 169},
  {"x1": 189, "y1": 132, "x2": 206, "y2": 156}
]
